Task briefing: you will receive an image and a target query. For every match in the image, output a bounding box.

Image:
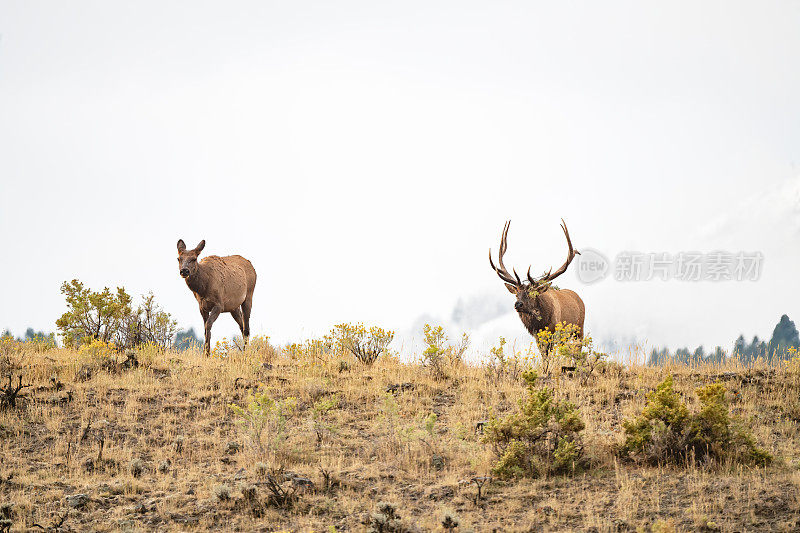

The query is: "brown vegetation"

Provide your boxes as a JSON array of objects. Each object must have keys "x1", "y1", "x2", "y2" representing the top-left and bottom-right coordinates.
[{"x1": 0, "y1": 338, "x2": 798, "y2": 532}]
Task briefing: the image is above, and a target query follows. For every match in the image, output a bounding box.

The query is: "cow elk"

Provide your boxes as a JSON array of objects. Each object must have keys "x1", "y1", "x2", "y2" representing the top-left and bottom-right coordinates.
[
  {"x1": 176, "y1": 239, "x2": 257, "y2": 355},
  {"x1": 489, "y1": 220, "x2": 585, "y2": 355}
]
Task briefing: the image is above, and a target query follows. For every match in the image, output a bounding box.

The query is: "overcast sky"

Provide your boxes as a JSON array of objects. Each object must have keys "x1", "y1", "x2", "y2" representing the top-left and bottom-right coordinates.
[{"x1": 1, "y1": 1, "x2": 799, "y2": 358}]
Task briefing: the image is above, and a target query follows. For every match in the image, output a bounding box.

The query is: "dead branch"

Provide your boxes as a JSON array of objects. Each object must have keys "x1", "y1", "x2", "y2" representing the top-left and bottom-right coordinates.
[{"x1": 0, "y1": 374, "x2": 29, "y2": 409}]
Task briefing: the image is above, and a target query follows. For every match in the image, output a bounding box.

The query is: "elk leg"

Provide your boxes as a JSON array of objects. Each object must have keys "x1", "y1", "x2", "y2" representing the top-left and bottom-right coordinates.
[
  {"x1": 199, "y1": 309, "x2": 209, "y2": 354},
  {"x1": 231, "y1": 308, "x2": 245, "y2": 343},
  {"x1": 241, "y1": 296, "x2": 252, "y2": 343},
  {"x1": 204, "y1": 306, "x2": 221, "y2": 356}
]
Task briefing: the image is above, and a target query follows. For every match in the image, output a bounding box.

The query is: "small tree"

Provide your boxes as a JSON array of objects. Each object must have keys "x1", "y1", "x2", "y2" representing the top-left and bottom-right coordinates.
[
  {"x1": 56, "y1": 280, "x2": 176, "y2": 350},
  {"x1": 56, "y1": 280, "x2": 132, "y2": 347}
]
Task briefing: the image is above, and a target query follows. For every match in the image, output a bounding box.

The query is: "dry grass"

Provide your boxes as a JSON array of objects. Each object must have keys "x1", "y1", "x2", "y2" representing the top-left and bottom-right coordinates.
[{"x1": 1, "y1": 342, "x2": 799, "y2": 532}]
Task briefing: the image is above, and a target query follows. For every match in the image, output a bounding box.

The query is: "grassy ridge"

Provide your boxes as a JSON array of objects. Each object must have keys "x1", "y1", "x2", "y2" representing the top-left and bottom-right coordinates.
[{"x1": 1, "y1": 340, "x2": 799, "y2": 532}]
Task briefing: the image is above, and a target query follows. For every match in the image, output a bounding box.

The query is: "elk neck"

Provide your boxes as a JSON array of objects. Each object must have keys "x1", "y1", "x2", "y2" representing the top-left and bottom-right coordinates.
[
  {"x1": 521, "y1": 292, "x2": 556, "y2": 337},
  {"x1": 184, "y1": 262, "x2": 210, "y2": 296}
]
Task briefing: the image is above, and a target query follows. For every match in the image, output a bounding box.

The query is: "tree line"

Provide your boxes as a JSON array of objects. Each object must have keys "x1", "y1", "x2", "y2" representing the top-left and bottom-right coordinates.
[
  {"x1": 1, "y1": 327, "x2": 56, "y2": 346},
  {"x1": 648, "y1": 314, "x2": 800, "y2": 366}
]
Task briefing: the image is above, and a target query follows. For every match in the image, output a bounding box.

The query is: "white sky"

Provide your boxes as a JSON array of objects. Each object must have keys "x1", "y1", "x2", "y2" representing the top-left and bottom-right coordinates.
[{"x1": 1, "y1": 1, "x2": 799, "y2": 357}]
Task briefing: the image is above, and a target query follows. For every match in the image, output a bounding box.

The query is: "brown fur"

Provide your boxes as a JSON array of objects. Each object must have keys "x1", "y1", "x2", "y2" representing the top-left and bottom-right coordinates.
[
  {"x1": 506, "y1": 284, "x2": 585, "y2": 354},
  {"x1": 177, "y1": 239, "x2": 257, "y2": 355}
]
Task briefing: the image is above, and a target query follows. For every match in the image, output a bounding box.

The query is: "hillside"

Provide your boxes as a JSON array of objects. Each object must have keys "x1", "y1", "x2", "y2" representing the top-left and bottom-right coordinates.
[{"x1": 1, "y1": 340, "x2": 799, "y2": 532}]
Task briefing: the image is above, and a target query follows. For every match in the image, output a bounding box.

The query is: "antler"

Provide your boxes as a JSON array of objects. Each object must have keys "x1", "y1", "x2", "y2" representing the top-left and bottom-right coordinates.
[
  {"x1": 489, "y1": 221, "x2": 522, "y2": 286},
  {"x1": 540, "y1": 218, "x2": 579, "y2": 283},
  {"x1": 492, "y1": 219, "x2": 579, "y2": 287}
]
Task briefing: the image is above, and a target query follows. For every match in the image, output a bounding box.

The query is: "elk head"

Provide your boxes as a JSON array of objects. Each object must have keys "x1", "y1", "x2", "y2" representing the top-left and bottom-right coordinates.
[
  {"x1": 489, "y1": 220, "x2": 579, "y2": 323},
  {"x1": 177, "y1": 239, "x2": 206, "y2": 278}
]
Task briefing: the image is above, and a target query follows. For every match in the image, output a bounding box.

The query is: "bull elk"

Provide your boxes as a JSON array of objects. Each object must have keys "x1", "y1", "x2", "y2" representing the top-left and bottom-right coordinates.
[
  {"x1": 177, "y1": 239, "x2": 257, "y2": 355},
  {"x1": 489, "y1": 219, "x2": 585, "y2": 354}
]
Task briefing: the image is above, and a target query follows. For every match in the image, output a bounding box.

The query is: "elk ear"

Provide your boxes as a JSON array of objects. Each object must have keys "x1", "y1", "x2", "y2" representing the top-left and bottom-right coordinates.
[
  {"x1": 177, "y1": 239, "x2": 186, "y2": 253},
  {"x1": 194, "y1": 240, "x2": 206, "y2": 254},
  {"x1": 504, "y1": 283, "x2": 517, "y2": 294}
]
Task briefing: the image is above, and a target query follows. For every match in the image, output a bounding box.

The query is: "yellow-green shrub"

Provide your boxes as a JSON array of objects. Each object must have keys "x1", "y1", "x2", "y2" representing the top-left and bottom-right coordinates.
[
  {"x1": 230, "y1": 391, "x2": 298, "y2": 453},
  {"x1": 483, "y1": 370, "x2": 586, "y2": 478},
  {"x1": 420, "y1": 324, "x2": 469, "y2": 379},
  {"x1": 331, "y1": 323, "x2": 394, "y2": 365},
  {"x1": 536, "y1": 322, "x2": 606, "y2": 377},
  {"x1": 621, "y1": 376, "x2": 771, "y2": 466}
]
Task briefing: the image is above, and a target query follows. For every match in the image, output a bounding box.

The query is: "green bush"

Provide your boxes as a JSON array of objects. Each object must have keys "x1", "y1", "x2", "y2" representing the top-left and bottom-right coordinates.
[
  {"x1": 483, "y1": 370, "x2": 586, "y2": 478},
  {"x1": 621, "y1": 376, "x2": 771, "y2": 466}
]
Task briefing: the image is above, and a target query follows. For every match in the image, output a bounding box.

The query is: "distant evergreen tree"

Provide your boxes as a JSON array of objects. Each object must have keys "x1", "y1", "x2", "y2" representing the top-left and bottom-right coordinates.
[
  {"x1": 1, "y1": 328, "x2": 55, "y2": 344},
  {"x1": 648, "y1": 347, "x2": 669, "y2": 366},
  {"x1": 174, "y1": 328, "x2": 203, "y2": 351},
  {"x1": 646, "y1": 345, "x2": 727, "y2": 366},
  {"x1": 706, "y1": 346, "x2": 726, "y2": 365},
  {"x1": 23, "y1": 328, "x2": 55, "y2": 342},
  {"x1": 743, "y1": 335, "x2": 767, "y2": 365},
  {"x1": 768, "y1": 314, "x2": 800, "y2": 361},
  {"x1": 674, "y1": 347, "x2": 691, "y2": 365},
  {"x1": 733, "y1": 335, "x2": 747, "y2": 359}
]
